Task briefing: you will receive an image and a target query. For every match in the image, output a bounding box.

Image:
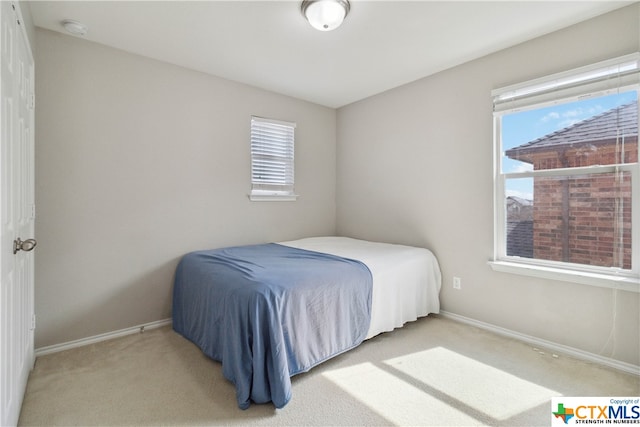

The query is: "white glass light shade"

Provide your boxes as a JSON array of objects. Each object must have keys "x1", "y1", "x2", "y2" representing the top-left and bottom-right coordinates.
[{"x1": 302, "y1": 0, "x2": 350, "y2": 32}]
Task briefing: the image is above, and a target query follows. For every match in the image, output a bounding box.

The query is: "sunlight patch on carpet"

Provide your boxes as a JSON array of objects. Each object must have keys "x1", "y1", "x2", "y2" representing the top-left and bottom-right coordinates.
[
  {"x1": 322, "y1": 362, "x2": 482, "y2": 425},
  {"x1": 384, "y1": 347, "x2": 561, "y2": 421}
]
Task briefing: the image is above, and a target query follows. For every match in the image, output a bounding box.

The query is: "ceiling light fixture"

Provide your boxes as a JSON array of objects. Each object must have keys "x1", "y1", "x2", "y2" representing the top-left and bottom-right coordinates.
[
  {"x1": 301, "y1": 0, "x2": 350, "y2": 32},
  {"x1": 61, "y1": 19, "x2": 88, "y2": 36}
]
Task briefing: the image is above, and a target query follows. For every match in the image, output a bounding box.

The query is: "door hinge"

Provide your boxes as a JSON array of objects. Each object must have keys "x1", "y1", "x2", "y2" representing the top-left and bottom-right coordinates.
[
  {"x1": 29, "y1": 94, "x2": 35, "y2": 110},
  {"x1": 31, "y1": 314, "x2": 36, "y2": 330},
  {"x1": 31, "y1": 204, "x2": 35, "y2": 219}
]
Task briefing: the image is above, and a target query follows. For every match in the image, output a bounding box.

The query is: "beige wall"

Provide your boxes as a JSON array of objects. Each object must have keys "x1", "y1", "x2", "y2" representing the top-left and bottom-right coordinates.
[
  {"x1": 336, "y1": 4, "x2": 640, "y2": 366},
  {"x1": 35, "y1": 4, "x2": 640, "y2": 367},
  {"x1": 34, "y1": 29, "x2": 337, "y2": 347}
]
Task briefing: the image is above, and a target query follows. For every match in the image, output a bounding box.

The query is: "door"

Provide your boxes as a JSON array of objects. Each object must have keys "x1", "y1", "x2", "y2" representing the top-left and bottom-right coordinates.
[{"x1": 0, "y1": 2, "x2": 35, "y2": 426}]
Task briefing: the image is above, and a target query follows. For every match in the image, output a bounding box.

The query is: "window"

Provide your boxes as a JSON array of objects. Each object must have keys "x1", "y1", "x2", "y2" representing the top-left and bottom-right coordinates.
[
  {"x1": 249, "y1": 116, "x2": 297, "y2": 201},
  {"x1": 491, "y1": 54, "x2": 640, "y2": 291}
]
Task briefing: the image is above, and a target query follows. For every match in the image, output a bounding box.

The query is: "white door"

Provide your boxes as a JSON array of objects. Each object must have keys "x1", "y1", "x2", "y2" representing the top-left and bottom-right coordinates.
[{"x1": 0, "y1": 2, "x2": 35, "y2": 426}]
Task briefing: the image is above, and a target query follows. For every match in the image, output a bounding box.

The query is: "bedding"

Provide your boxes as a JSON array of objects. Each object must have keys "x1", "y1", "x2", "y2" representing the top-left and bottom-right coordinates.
[
  {"x1": 280, "y1": 237, "x2": 442, "y2": 339},
  {"x1": 172, "y1": 236, "x2": 441, "y2": 409}
]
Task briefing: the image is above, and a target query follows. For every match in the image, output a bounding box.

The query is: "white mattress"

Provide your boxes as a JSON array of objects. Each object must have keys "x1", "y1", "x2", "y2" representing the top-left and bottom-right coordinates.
[{"x1": 279, "y1": 236, "x2": 442, "y2": 339}]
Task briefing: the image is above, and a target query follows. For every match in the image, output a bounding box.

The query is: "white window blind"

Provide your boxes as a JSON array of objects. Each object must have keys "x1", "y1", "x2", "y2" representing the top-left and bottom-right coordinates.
[
  {"x1": 492, "y1": 53, "x2": 640, "y2": 112},
  {"x1": 250, "y1": 116, "x2": 297, "y2": 201}
]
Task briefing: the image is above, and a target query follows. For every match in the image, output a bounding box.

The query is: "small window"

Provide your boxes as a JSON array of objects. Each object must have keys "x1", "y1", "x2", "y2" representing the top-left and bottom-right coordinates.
[
  {"x1": 249, "y1": 116, "x2": 297, "y2": 201},
  {"x1": 491, "y1": 53, "x2": 640, "y2": 290}
]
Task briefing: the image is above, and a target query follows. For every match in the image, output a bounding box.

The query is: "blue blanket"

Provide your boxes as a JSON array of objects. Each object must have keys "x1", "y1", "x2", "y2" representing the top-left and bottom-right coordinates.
[{"x1": 172, "y1": 243, "x2": 372, "y2": 409}]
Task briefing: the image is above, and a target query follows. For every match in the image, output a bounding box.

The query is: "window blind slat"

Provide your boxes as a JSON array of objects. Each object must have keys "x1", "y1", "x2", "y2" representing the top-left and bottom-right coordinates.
[
  {"x1": 493, "y1": 53, "x2": 640, "y2": 112},
  {"x1": 250, "y1": 116, "x2": 296, "y2": 198}
]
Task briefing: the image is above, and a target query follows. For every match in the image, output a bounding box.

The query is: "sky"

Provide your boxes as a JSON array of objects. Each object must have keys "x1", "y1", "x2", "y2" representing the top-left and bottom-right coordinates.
[{"x1": 501, "y1": 90, "x2": 638, "y2": 200}]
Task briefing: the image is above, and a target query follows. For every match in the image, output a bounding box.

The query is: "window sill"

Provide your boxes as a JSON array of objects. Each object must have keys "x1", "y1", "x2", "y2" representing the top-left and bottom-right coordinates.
[
  {"x1": 248, "y1": 193, "x2": 298, "y2": 202},
  {"x1": 488, "y1": 260, "x2": 640, "y2": 293}
]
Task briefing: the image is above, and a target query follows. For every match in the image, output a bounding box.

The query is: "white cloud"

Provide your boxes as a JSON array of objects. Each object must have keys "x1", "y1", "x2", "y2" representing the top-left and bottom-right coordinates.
[
  {"x1": 558, "y1": 118, "x2": 582, "y2": 128},
  {"x1": 538, "y1": 105, "x2": 606, "y2": 130},
  {"x1": 540, "y1": 111, "x2": 560, "y2": 122},
  {"x1": 510, "y1": 162, "x2": 533, "y2": 173},
  {"x1": 562, "y1": 109, "x2": 582, "y2": 118}
]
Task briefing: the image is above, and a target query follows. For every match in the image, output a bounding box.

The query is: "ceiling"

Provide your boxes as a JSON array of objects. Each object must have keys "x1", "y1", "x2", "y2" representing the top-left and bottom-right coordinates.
[{"x1": 28, "y1": 1, "x2": 635, "y2": 108}]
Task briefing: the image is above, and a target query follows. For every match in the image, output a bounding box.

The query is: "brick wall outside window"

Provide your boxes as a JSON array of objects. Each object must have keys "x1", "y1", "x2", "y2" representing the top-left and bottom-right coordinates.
[{"x1": 505, "y1": 102, "x2": 638, "y2": 268}]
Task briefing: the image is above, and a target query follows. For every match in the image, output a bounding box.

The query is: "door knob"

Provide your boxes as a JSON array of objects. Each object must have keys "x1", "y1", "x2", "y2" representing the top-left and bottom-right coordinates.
[{"x1": 13, "y1": 238, "x2": 37, "y2": 254}]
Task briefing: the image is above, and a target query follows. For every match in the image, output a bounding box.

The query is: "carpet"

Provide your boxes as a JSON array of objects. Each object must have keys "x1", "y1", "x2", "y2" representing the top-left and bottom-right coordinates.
[{"x1": 18, "y1": 316, "x2": 639, "y2": 426}]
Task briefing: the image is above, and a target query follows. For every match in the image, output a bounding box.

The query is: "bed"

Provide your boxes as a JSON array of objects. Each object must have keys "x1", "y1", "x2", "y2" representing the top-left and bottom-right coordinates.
[{"x1": 172, "y1": 236, "x2": 441, "y2": 409}]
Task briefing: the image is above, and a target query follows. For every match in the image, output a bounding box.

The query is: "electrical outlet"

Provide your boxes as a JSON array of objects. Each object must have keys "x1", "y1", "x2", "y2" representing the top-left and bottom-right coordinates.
[{"x1": 453, "y1": 277, "x2": 461, "y2": 290}]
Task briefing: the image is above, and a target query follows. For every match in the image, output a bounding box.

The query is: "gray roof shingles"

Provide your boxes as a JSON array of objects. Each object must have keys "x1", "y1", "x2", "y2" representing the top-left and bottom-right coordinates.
[{"x1": 506, "y1": 102, "x2": 638, "y2": 157}]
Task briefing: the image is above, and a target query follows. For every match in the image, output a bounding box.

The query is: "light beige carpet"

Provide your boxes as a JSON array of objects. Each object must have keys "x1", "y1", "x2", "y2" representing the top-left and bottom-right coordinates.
[{"x1": 18, "y1": 316, "x2": 639, "y2": 426}]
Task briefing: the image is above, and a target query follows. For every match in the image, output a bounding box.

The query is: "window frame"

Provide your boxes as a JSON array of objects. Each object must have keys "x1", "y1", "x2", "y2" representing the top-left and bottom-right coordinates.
[
  {"x1": 249, "y1": 116, "x2": 298, "y2": 202},
  {"x1": 490, "y1": 54, "x2": 640, "y2": 292}
]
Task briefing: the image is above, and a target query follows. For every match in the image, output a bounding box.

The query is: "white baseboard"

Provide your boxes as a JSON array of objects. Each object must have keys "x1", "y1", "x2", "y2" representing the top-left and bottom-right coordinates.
[
  {"x1": 438, "y1": 310, "x2": 639, "y2": 376},
  {"x1": 34, "y1": 313, "x2": 640, "y2": 376},
  {"x1": 35, "y1": 318, "x2": 173, "y2": 357}
]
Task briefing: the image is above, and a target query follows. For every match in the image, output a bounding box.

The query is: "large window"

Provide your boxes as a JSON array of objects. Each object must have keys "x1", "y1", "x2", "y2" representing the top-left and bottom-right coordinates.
[
  {"x1": 249, "y1": 116, "x2": 297, "y2": 201},
  {"x1": 491, "y1": 54, "x2": 640, "y2": 290}
]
